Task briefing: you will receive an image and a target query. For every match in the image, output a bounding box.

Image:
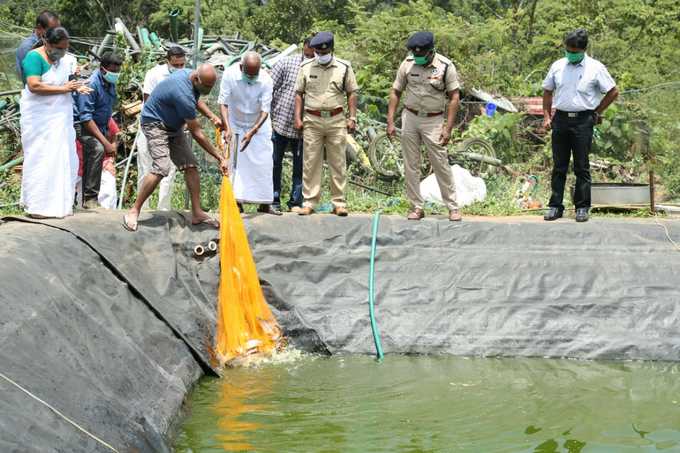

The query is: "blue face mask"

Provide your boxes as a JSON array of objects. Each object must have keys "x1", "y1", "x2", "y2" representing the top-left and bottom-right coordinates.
[
  {"x1": 241, "y1": 73, "x2": 258, "y2": 85},
  {"x1": 103, "y1": 70, "x2": 120, "y2": 84}
]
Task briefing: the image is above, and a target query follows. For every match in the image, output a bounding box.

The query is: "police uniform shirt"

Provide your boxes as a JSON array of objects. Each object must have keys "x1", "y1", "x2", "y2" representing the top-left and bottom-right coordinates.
[
  {"x1": 393, "y1": 53, "x2": 460, "y2": 114},
  {"x1": 294, "y1": 57, "x2": 359, "y2": 111},
  {"x1": 542, "y1": 54, "x2": 616, "y2": 112}
]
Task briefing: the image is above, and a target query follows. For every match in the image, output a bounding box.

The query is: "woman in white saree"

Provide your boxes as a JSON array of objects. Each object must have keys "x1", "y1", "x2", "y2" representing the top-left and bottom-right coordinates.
[{"x1": 19, "y1": 26, "x2": 91, "y2": 218}]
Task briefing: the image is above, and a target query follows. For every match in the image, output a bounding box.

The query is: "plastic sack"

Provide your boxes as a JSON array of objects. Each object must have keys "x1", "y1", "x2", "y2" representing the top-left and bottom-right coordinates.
[
  {"x1": 97, "y1": 157, "x2": 117, "y2": 209},
  {"x1": 420, "y1": 164, "x2": 487, "y2": 207},
  {"x1": 215, "y1": 132, "x2": 282, "y2": 366}
]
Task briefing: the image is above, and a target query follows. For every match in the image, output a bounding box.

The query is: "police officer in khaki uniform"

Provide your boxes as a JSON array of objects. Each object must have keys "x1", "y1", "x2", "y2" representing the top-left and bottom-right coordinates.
[
  {"x1": 293, "y1": 31, "x2": 359, "y2": 216},
  {"x1": 387, "y1": 31, "x2": 462, "y2": 221}
]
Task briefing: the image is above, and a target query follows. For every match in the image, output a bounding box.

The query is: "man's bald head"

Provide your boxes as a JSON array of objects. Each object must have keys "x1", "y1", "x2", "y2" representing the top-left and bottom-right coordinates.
[
  {"x1": 197, "y1": 63, "x2": 217, "y2": 86},
  {"x1": 192, "y1": 64, "x2": 217, "y2": 95},
  {"x1": 241, "y1": 51, "x2": 261, "y2": 77}
]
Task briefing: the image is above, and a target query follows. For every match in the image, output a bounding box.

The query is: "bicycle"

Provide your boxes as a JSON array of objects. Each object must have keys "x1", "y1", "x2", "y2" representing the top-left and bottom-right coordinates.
[{"x1": 367, "y1": 128, "x2": 501, "y2": 181}]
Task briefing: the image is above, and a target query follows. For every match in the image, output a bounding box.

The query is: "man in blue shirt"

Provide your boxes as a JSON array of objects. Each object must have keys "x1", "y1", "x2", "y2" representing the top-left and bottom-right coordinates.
[
  {"x1": 77, "y1": 51, "x2": 123, "y2": 209},
  {"x1": 123, "y1": 64, "x2": 228, "y2": 232},
  {"x1": 15, "y1": 10, "x2": 60, "y2": 81}
]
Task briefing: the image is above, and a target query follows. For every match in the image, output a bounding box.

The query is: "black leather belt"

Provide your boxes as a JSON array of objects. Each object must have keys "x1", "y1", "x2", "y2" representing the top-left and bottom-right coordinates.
[{"x1": 555, "y1": 110, "x2": 594, "y2": 118}]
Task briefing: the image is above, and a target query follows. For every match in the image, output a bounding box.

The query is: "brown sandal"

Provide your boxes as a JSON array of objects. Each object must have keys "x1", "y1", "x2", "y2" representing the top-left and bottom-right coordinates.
[
  {"x1": 448, "y1": 209, "x2": 462, "y2": 222},
  {"x1": 298, "y1": 207, "x2": 315, "y2": 216},
  {"x1": 407, "y1": 208, "x2": 425, "y2": 220},
  {"x1": 332, "y1": 206, "x2": 348, "y2": 217}
]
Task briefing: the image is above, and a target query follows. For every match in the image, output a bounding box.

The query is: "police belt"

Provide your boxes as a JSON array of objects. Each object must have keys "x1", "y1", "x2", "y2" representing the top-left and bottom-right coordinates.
[
  {"x1": 555, "y1": 110, "x2": 595, "y2": 119},
  {"x1": 305, "y1": 107, "x2": 344, "y2": 118},
  {"x1": 405, "y1": 107, "x2": 444, "y2": 118}
]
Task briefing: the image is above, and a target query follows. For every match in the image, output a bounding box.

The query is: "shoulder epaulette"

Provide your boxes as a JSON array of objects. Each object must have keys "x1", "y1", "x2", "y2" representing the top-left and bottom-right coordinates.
[
  {"x1": 335, "y1": 57, "x2": 351, "y2": 68},
  {"x1": 435, "y1": 53, "x2": 453, "y2": 65}
]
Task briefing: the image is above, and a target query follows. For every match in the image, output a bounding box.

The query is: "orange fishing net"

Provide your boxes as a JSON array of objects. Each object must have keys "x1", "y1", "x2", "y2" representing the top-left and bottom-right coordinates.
[{"x1": 214, "y1": 130, "x2": 282, "y2": 366}]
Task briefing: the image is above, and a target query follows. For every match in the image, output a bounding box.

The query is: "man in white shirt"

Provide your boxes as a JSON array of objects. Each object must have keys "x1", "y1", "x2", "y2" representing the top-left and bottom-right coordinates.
[
  {"x1": 542, "y1": 29, "x2": 619, "y2": 222},
  {"x1": 218, "y1": 51, "x2": 279, "y2": 215},
  {"x1": 135, "y1": 47, "x2": 186, "y2": 210}
]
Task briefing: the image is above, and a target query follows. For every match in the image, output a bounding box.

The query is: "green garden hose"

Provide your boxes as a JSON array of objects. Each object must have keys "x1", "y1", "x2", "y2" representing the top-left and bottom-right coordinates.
[{"x1": 368, "y1": 210, "x2": 385, "y2": 361}]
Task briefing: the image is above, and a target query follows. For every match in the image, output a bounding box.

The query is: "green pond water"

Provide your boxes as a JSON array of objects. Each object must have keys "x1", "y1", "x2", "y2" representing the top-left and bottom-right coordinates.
[{"x1": 174, "y1": 354, "x2": 680, "y2": 452}]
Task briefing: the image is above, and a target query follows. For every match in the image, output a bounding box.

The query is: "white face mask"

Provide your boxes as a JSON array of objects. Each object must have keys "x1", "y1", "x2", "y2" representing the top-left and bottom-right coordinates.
[{"x1": 315, "y1": 52, "x2": 332, "y2": 65}]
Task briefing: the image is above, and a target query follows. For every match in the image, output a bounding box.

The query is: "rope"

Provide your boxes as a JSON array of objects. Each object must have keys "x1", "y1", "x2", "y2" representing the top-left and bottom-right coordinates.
[
  {"x1": 0, "y1": 371, "x2": 120, "y2": 452},
  {"x1": 622, "y1": 81, "x2": 680, "y2": 95},
  {"x1": 654, "y1": 214, "x2": 680, "y2": 252}
]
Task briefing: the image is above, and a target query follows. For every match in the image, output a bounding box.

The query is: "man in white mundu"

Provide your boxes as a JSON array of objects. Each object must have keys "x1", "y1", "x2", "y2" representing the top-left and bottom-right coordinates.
[{"x1": 218, "y1": 52, "x2": 280, "y2": 215}]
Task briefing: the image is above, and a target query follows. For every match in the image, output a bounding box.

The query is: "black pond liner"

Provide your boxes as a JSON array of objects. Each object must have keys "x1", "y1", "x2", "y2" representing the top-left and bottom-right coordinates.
[{"x1": 2, "y1": 212, "x2": 680, "y2": 451}]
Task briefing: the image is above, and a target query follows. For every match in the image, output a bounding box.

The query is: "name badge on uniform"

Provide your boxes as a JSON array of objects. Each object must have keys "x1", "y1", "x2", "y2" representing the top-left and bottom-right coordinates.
[{"x1": 428, "y1": 68, "x2": 442, "y2": 80}]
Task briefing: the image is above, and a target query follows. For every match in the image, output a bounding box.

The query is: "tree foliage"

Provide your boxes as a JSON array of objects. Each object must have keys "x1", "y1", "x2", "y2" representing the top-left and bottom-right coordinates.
[
  {"x1": 2, "y1": 0, "x2": 680, "y2": 195},
  {"x1": 4, "y1": 0, "x2": 678, "y2": 97}
]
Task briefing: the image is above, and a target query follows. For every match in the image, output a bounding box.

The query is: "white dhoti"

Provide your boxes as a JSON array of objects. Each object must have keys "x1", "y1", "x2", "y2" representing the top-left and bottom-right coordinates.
[
  {"x1": 135, "y1": 124, "x2": 176, "y2": 210},
  {"x1": 218, "y1": 65, "x2": 274, "y2": 205},
  {"x1": 19, "y1": 55, "x2": 78, "y2": 218},
  {"x1": 229, "y1": 120, "x2": 274, "y2": 204}
]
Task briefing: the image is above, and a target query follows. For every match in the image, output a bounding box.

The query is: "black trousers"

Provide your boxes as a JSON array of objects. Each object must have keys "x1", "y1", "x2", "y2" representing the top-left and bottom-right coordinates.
[
  {"x1": 548, "y1": 111, "x2": 595, "y2": 210},
  {"x1": 80, "y1": 136, "x2": 105, "y2": 202}
]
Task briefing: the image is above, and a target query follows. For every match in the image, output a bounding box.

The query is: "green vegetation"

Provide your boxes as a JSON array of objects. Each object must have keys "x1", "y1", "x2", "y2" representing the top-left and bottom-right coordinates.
[{"x1": 1, "y1": 0, "x2": 679, "y2": 217}]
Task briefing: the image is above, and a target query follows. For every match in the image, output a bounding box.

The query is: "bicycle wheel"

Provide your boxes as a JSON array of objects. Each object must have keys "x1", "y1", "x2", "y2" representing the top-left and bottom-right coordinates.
[
  {"x1": 346, "y1": 135, "x2": 372, "y2": 172},
  {"x1": 368, "y1": 131, "x2": 404, "y2": 181},
  {"x1": 454, "y1": 101, "x2": 479, "y2": 131},
  {"x1": 345, "y1": 136, "x2": 359, "y2": 164},
  {"x1": 454, "y1": 137, "x2": 498, "y2": 177}
]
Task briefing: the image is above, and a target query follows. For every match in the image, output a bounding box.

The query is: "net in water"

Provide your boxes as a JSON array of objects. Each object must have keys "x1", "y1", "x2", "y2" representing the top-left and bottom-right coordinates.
[{"x1": 214, "y1": 136, "x2": 282, "y2": 366}]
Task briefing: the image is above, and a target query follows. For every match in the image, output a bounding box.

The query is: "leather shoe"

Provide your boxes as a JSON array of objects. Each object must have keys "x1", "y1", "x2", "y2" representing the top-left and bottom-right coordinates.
[
  {"x1": 543, "y1": 207, "x2": 563, "y2": 221},
  {"x1": 575, "y1": 208, "x2": 589, "y2": 222},
  {"x1": 83, "y1": 199, "x2": 99, "y2": 209},
  {"x1": 332, "y1": 206, "x2": 348, "y2": 217},
  {"x1": 258, "y1": 204, "x2": 283, "y2": 216},
  {"x1": 448, "y1": 209, "x2": 462, "y2": 222},
  {"x1": 407, "y1": 208, "x2": 425, "y2": 220},
  {"x1": 297, "y1": 206, "x2": 314, "y2": 216}
]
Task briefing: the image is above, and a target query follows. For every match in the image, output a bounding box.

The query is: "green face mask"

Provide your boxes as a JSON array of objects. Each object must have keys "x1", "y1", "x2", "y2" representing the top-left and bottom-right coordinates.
[
  {"x1": 241, "y1": 72, "x2": 258, "y2": 85},
  {"x1": 565, "y1": 50, "x2": 585, "y2": 64},
  {"x1": 413, "y1": 54, "x2": 430, "y2": 66}
]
